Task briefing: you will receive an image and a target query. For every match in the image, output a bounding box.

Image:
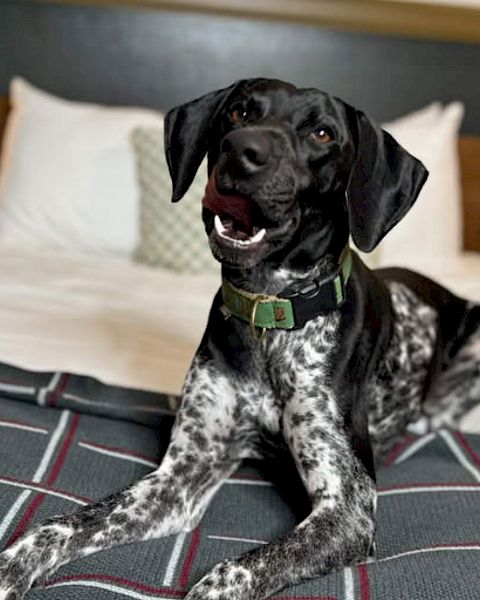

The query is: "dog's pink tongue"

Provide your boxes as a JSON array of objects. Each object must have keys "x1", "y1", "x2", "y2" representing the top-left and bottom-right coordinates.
[{"x1": 202, "y1": 170, "x2": 254, "y2": 233}]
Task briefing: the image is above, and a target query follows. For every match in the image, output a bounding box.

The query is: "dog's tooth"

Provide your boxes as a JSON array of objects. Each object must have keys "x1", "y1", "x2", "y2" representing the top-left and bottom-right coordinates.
[
  {"x1": 250, "y1": 228, "x2": 266, "y2": 243},
  {"x1": 215, "y1": 219, "x2": 267, "y2": 247},
  {"x1": 214, "y1": 215, "x2": 226, "y2": 234}
]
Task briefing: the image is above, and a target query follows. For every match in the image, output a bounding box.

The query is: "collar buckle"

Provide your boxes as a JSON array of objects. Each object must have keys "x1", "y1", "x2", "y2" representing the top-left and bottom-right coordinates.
[
  {"x1": 249, "y1": 295, "x2": 268, "y2": 342},
  {"x1": 296, "y1": 279, "x2": 321, "y2": 299},
  {"x1": 289, "y1": 265, "x2": 346, "y2": 308}
]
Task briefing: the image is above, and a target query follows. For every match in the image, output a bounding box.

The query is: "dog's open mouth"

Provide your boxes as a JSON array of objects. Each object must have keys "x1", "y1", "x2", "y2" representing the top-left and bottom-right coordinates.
[
  {"x1": 202, "y1": 169, "x2": 268, "y2": 251},
  {"x1": 202, "y1": 168, "x2": 299, "y2": 268},
  {"x1": 213, "y1": 215, "x2": 266, "y2": 246}
]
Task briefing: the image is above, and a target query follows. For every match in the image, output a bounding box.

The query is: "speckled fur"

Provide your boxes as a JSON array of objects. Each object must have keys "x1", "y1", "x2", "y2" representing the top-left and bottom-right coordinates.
[
  {"x1": 424, "y1": 308, "x2": 480, "y2": 430},
  {"x1": 1, "y1": 268, "x2": 480, "y2": 599},
  {"x1": 367, "y1": 282, "x2": 438, "y2": 459}
]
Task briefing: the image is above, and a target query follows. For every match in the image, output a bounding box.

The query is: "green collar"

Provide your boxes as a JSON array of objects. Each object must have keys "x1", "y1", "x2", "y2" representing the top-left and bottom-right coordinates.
[{"x1": 221, "y1": 247, "x2": 352, "y2": 339}]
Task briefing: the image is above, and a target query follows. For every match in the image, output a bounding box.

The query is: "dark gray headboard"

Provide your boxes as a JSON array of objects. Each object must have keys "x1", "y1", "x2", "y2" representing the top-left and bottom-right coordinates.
[{"x1": 1, "y1": 0, "x2": 480, "y2": 133}]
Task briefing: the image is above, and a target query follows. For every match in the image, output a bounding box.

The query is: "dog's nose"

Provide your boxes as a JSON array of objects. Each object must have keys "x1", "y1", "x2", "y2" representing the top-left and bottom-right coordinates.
[{"x1": 221, "y1": 129, "x2": 271, "y2": 174}]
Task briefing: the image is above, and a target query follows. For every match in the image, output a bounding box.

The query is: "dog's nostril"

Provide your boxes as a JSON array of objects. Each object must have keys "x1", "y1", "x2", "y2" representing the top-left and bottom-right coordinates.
[
  {"x1": 239, "y1": 137, "x2": 271, "y2": 174},
  {"x1": 244, "y1": 144, "x2": 268, "y2": 167}
]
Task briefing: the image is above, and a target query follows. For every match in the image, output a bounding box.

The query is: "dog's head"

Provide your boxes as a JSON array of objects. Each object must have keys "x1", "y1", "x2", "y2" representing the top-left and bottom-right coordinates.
[{"x1": 165, "y1": 78, "x2": 427, "y2": 270}]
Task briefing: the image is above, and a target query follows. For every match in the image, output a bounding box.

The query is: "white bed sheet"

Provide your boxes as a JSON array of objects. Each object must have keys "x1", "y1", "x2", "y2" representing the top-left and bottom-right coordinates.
[
  {"x1": 0, "y1": 246, "x2": 219, "y2": 395},
  {"x1": 0, "y1": 247, "x2": 479, "y2": 398}
]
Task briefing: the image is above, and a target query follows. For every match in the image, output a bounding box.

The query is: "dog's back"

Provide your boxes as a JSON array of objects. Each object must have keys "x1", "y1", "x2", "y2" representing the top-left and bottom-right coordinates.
[
  {"x1": 376, "y1": 266, "x2": 478, "y2": 367},
  {"x1": 374, "y1": 266, "x2": 480, "y2": 433}
]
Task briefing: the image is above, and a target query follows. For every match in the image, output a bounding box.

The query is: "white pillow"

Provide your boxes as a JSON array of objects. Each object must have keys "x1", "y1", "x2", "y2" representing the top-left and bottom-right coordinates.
[
  {"x1": 0, "y1": 78, "x2": 163, "y2": 257},
  {"x1": 372, "y1": 101, "x2": 464, "y2": 269}
]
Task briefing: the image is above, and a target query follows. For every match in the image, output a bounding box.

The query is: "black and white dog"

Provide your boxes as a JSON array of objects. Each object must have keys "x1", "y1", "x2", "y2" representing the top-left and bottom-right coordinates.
[{"x1": 1, "y1": 78, "x2": 480, "y2": 599}]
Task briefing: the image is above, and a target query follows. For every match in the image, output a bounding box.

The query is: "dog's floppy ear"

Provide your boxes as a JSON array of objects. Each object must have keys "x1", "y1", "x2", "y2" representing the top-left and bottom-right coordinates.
[
  {"x1": 346, "y1": 108, "x2": 428, "y2": 252},
  {"x1": 164, "y1": 82, "x2": 243, "y2": 203}
]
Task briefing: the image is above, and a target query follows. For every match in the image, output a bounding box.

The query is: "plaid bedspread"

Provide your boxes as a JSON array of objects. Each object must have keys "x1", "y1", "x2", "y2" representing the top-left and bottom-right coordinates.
[{"x1": 1, "y1": 363, "x2": 480, "y2": 599}]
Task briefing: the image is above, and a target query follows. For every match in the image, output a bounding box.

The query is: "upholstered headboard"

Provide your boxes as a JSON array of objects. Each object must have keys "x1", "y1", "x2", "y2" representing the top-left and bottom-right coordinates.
[
  {"x1": 0, "y1": 98, "x2": 8, "y2": 146},
  {"x1": 1, "y1": 0, "x2": 480, "y2": 251},
  {"x1": 459, "y1": 137, "x2": 480, "y2": 252}
]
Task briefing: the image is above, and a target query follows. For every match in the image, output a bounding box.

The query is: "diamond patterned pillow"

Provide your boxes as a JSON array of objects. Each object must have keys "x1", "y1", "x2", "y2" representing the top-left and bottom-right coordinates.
[{"x1": 131, "y1": 127, "x2": 219, "y2": 273}]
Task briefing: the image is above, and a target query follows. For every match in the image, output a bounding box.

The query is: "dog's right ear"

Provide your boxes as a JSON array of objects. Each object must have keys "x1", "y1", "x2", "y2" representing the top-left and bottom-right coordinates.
[
  {"x1": 345, "y1": 106, "x2": 428, "y2": 253},
  {"x1": 164, "y1": 82, "x2": 243, "y2": 203}
]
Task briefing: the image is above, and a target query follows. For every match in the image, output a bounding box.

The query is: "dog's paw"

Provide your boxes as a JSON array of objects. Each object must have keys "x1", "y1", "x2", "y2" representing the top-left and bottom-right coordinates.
[
  {"x1": 0, "y1": 551, "x2": 32, "y2": 600},
  {"x1": 0, "y1": 577, "x2": 27, "y2": 599},
  {"x1": 0, "y1": 588, "x2": 25, "y2": 600},
  {"x1": 185, "y1": 560, "x2": 254, "y2": 600}
]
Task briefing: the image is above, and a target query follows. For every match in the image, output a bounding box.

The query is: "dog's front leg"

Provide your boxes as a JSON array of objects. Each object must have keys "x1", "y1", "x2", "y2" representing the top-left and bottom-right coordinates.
[
  {"x1": 0, "y1": 357, "x2": 245, "y2": 600},
  {"x1": 186, "y1": 393, "x2": 376, "y2": 600}
]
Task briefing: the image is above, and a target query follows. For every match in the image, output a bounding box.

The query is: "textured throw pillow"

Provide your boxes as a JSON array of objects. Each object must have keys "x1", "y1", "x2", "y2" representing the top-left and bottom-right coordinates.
[
  {"x1": 0, "y1": 78, "x2": 162, "y2": 257},
  {"x1": 374, "y1": 101, "x2": 465, "y2": 269},
  {"x1": 131, "y1": 127, "x2": 218, "y2": 274}
]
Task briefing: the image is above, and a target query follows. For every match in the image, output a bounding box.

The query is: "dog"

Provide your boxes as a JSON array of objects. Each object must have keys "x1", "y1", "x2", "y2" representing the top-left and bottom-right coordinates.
[{"x1": 1, "y1": 77, "x2": 480, "y2": 600}]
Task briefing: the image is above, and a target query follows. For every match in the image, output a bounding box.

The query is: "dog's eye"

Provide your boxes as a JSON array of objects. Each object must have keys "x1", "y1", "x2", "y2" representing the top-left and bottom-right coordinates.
[
  {"x1": 229, "y1": 104, "x2": 248, "y2": 125},
  {"x1": 310, "y1": 128, "x2": 333, "y2": 144}
]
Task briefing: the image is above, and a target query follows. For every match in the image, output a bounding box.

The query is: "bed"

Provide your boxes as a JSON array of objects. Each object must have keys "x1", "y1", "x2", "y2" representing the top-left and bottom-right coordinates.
[{"x1": 1, "y1": 1, "x2": 480, "y2": 599}]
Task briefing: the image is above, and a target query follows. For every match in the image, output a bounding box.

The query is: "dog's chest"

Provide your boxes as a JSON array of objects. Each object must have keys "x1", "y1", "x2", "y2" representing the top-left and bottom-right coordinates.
[{"x1": 247, "y1": 315, "x2": 340, "y2": 434}]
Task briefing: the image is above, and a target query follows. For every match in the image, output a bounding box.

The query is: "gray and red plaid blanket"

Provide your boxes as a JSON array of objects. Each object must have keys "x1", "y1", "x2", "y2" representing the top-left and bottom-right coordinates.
[{"x1": 1, "y1": 362, "x2": 480, "y2": 599}]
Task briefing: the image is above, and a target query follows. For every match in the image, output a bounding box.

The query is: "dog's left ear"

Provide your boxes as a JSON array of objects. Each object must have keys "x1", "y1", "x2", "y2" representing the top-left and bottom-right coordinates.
[
  {"x1": 164, "y1": 81, "x2": 243, "y2": 203},
  {"x1": 346, "y1": 108, "x2": 428, "y2": 252}
]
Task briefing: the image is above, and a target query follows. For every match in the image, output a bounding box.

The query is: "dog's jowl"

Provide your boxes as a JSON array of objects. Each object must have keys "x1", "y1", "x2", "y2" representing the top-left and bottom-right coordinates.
[{"x1": 1, "y1": 78, "x2": 480, "y2": 600}]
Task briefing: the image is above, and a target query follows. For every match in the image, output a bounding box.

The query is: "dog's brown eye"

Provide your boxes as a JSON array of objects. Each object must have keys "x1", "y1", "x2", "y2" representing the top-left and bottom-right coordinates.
[
  {"x1": 310, "y1": 128, "x2": 332, "y2": 144},
  {"x1": 229, "y1": 105, "x2": 247, "y2": 125}
]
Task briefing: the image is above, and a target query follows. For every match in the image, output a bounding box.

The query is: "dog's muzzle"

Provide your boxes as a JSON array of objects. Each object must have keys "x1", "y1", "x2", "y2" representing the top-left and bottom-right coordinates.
[{"x1": 202, "y1": 127, "x2": 300, "y2": 268}]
